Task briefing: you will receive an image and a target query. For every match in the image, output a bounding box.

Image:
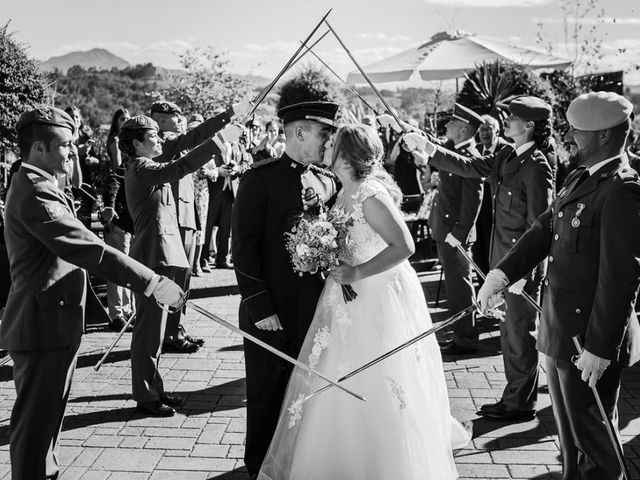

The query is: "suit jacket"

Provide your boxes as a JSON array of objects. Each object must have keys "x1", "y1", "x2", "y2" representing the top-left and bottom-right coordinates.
[
  {"x1": 430, "y1": 143, "x2": 554, "y2": 267},
  {"x1": 232, "y1": 154, "x2": 331, "y2": 353},
  {"x1": 429, "y1": 139, "x2": 484, "y2": 243},
  {"x1": 156, "y1": 109, "x2": 233, "y2": 231},
  {"x1": 126, "y1": 140, "x2": 223, "y2": 270},
  {"x1": 1, "y1": 166, "x2": 155, "y2": 351},
  {"x1": 497, "y1": 156, "x2": 640, "y2": 362}
]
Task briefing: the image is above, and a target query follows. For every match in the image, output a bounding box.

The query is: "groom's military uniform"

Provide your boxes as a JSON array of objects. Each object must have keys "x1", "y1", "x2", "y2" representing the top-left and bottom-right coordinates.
[{"x1": 232, "y1": 101, "x2": 339, "y2": 476}]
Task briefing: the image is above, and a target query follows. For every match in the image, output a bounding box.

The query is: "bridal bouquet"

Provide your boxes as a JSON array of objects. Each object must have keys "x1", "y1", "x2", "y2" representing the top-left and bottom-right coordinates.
[{"x1": 285, "y1": 206, "x2": 358, "y2": 302}]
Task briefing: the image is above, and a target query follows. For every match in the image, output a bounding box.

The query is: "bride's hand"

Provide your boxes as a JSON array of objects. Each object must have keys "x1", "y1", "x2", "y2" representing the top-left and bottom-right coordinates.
[{"x1": 330, "y1": 263, "x2": 360, "y2": 284}]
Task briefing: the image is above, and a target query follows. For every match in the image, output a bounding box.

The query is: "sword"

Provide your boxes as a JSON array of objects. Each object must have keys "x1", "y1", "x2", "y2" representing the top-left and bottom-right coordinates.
[
  {"x1": 244, "y1": 9, "x2": 333, "y2": 120},
  {"x1": 186, "y1": 301, "x2": 366, "y2": 403},
  {"x1": 325, "y1": 20, "x2": 407, "y2": 133},
  {"x1": 299, "y1": 40, "x2": 381, "y2": 115},
  {"x1": 94, "y1": 313, "x2": 136, "y2": 372},
  {"x1": 455, "y1": 243, "x2": 543, "y2": 315},
  {"x1": 0, "y1": 354, "x2": 12, "y2": 368},
  {"x1": 572, "y1": 336, "x2": 630, "y2": 480},
  {"x1": 303, "y1": 304, "x2": 477, "y2": 403}
]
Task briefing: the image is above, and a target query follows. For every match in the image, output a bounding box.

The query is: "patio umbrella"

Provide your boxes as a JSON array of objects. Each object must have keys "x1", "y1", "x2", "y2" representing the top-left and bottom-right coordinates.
[{"x1": 346, "y1": 30, "x2": 572, "y2": 84}]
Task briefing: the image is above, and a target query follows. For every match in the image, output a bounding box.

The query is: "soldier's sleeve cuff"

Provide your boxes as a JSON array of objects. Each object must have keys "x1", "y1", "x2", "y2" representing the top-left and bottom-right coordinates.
[
  {"x1": 143, "y1": 274, "x2": 162, "y2": 297},
  {"x1": 243, "y1": 290, "x2": 276, "y2": 323}
]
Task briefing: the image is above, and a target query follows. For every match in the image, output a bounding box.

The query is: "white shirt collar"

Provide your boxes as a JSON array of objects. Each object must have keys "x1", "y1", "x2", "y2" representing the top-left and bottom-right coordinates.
[
  {"x1": 587, "y1": 154, "x2": 624, "y2": 176},
  {"x1": 515, "y1": 141, "x2": 535, "y2": 156},
  {"x1": 21, "y1": 163, "x2": 58, "y2": 186},
  {"x1": 482, "y1": 140, "x2": 498, "y2": 154}
]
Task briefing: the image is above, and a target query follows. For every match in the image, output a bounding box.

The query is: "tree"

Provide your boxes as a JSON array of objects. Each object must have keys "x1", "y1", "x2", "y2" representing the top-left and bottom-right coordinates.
[
  {"x1": 277, "y1": 65, "x2": 342, "y2": 111},
  {"x1": 0, "y1": 22, "x2": 51, "y2": 151},
  {"x1": 157, "y1": 46, "x2": 252, "y2": 118}
]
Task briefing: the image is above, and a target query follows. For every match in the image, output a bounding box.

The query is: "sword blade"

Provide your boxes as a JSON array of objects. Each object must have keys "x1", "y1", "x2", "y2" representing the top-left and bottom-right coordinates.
[
  {"x1": 187, "y1": 301, "x2": 366, "y2": 403},
  {"x1": 304, "y1": 304, "x2": 476, "y2": 403},
  {"x1": 93, "y1": 313, "x2": 136, "y2": 372},
  {"x1": 572, "y1": 336, "x2": 630, "y2": 480}
]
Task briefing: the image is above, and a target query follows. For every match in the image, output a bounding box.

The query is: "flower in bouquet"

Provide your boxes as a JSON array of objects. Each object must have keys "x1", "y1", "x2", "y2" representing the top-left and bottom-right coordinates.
[{"x1": 285, "y1": 206, "x2": 358, "y2": 302}]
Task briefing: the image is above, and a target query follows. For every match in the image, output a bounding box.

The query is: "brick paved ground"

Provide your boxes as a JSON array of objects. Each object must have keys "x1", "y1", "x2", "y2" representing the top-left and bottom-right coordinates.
[{"x1": 0, "y1": 267, "x2": 638, "y2": 479}]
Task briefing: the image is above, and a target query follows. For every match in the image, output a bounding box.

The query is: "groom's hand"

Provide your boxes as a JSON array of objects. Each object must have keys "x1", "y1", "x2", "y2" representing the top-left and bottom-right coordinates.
[{"x1": 255, "y1": 314, "x2": 283, "y2": 331}]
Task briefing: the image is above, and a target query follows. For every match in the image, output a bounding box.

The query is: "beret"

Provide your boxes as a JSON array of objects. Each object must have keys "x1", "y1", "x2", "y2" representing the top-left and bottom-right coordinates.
[
  {"x1": 567, "y1": 91, "x2": 633, "y2": 131},
  {"x1": 278, "y1": 101, "x2": 340, "y2": 129},
  {"x1": 451, "y1": 103, "x2": 484, "y2": 130},
  {"x1": 150, "y1": 101, "x2": 182, "y2": 115},
  {"x1": 509, "y1": 96, "x2": 552, "y2": 121},
  {"x1": 16, "y1": 106, "x2": 76, "y2": 132},
  {"x1": 120, "y1": 115, "x2": 159, "y2": 132}
]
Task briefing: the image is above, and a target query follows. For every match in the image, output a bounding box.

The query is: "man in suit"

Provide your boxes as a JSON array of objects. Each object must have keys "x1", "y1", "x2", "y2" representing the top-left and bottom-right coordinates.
[
  {"x1": 479, "y1": 92, "x2": 640, "y2": 479},
  {"x1": 473, "y1": 114, "x2": 511, "y2": 275},
  {"x1": 429, "y1": 103, "x2": 484, "y2": 355},
  {"x1": 232, "y1": 101, "x2": 339, "y2": 478},
  {"x1": 1, "y1": 107, "x2": 184, "y2": 479},
  {"x1": 409, "y1": 97, "x2": 555, "y2": 421},
  {"x1": 122, "y1": 114, "x2": 242, "y2": 416},
  {"x1": 150, "y1": 99, "x2": 251, "y2": 352}
]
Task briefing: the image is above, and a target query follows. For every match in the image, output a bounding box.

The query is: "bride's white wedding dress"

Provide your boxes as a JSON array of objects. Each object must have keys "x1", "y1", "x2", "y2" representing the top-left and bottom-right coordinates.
[{"x1": 258, "y1": 178, "x2": 470, "y2": 480}]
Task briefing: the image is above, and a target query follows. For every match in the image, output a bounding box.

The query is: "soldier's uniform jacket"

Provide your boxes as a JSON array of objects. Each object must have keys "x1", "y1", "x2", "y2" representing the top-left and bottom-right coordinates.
[
  {"x1": 428, "y1": 138, "x2": 484, "y2": 244},
  {"x1": 430, "y1": 142, "x2": 554, "y2": 267},
  {"x1": 125, "y1": 140, "x2": 222, "y2": 270},
  {"x1": 102, "y1": 164, "x2": 134, "y2": 234},
  {"x1": 497, "y1": 155, "x2": 640, "y2": 363},
  {"x1": 1, "y1": 165, "x2": 156, "y2": 351},
  {"x1": 232, "y1": 154, "x2": 336, "y2": 352},
  {"x1": 156, "y1": 109, "x2": 232, "y2": 231}
]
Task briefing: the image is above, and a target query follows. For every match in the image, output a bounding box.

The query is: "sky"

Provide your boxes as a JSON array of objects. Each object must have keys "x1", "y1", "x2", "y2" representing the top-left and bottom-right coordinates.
[{"x1": 2, "y1": 0, "x2": 640, "y2": 84}]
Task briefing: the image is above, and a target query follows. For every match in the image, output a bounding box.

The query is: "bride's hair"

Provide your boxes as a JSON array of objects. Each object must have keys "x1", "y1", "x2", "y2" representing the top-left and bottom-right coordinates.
[{"x1": 331, "y1": 124, "x2": 402, "y2": 205}]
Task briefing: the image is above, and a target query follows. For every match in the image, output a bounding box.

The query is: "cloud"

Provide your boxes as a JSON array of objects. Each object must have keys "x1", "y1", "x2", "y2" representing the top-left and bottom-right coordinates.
[
  {"x1": 423, "y1": 0, "x2": 553, "y2": 7},
  {"x1": 535, "y1": 17, "x2": 640, "y2": 25},
  {"x1": 243, "y1": 41, "x2": 298, "y2": 54},
  {"x1": 356, "y1": 33, "x2": 412, "y2": 42}
]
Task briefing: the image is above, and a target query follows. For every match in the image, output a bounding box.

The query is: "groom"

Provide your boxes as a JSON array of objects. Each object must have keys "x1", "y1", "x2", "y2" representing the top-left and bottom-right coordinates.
[{"x1": 232, "y1": 101, "x2": 339, "y2": 478}]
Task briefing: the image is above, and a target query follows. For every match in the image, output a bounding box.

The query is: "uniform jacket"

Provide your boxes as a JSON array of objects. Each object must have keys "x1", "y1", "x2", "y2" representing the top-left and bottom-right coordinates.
[
  {"x1": 429, "y1": 139, "x2": 484, "y2": 244},
  {"x1": 232, "y1": 155, "x2": 333, "y2": 352},
  {"x1": 1, "y1": 166, "x2": 155, "y2": 351},
  {"x1": 126, "y1": 140, "x2": 222, "y2": 270},
  {"x1": 430, "y1": 143, "x2": 554, "y2": 266},
  {"x1": 156, "y1": 109, "x2": 232, "y2": 231},
  {"x1": 102, "y1": 164, "x2": 134, "y2": 234},
  {"x1": 497, "y1": 156, "x2": 640, "y2": 362}
]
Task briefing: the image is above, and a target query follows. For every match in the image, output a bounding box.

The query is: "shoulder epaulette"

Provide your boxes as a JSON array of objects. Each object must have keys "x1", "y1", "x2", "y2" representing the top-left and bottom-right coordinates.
[{"x1": 251, "y1": 157, "x2": 280, "y2": 169}]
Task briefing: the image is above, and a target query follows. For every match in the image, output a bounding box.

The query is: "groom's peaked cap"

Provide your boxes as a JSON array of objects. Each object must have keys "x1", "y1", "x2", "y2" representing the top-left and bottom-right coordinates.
[
  {"x1": 278, "y1": 101, "x2": 340, "y2": 129},
  {"x1": 451, "y1": 103, "x2": 484, "y2": 131}
]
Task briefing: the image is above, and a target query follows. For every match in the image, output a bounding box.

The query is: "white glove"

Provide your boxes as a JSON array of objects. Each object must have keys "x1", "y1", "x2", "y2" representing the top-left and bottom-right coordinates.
[
  {"x1": 627, "y1": 316, "x2": 640, "y2": 367},
  {"x1": 574, "y1": 349, "x2": 611, "y2": 388},
  {"x1": 477, "y1": 269, "x2": 509, "y2": 314},
  {"x1": 508, "y1": 278, "x2": 527, "y2": 295},
  {"x1": 445, "y1": 232, "x2": 462, "y2": 248},
  {"x1": 231, "y1": 98, "x2": 253, "y2": 119},
  {"x1": 215, "y1": 123, "x2": 246, "y2": 145},
  {"x1": 401, "y1": 132, "x2": 432, "y2": 153},
  {"x1": 152, "y1": 276, "x2": 185, "y2": 308},
  {"x1": 377, "y1": 113, "x2": 401, "y2": 132}
]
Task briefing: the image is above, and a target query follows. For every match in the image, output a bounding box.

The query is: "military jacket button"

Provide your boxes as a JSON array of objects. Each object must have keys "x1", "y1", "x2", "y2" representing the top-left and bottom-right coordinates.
[
  {"x1": 575, "y1": 308, "x2": 581, "y2": 314},
  {"x1": 445, "y1": 214, "x2": 449, "y2": 218},
  {"x1": 59, "y1": 300, "x2": 64, "y2": 306},
  {"x1": 544, "y1": 279, "x2": 549, "y2": 286},
  {"x1": 549, "y1": 256, "x2": 554, "y2": 263},
  {"x1": 558, "y1": 211, "x2": 564, "y2": 218},
  {"x1": 512, "y1": 238, "x2": 516, "y2": 243},
  {"x1": 554, "y1": 234, "x2": 559, "y2": 240}
]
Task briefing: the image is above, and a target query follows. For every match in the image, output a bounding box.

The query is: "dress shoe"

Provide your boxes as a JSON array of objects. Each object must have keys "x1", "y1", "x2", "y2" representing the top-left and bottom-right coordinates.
[
  {"x1": 163, "y1": 338, "x2": 199, "y2": 353},
  {"x1": 110, "y1": 315, "x2": 132, "y2": 332},
  {"x1": 478, "y1": 402, "x2": 535, "y2": 421},
  {"x1": 192, "y1": 265, "x2": 203, "y2": 277},
  {"x1": 200, "y1": 260, "x2": 212, "y2": 273},
  {"x1": 439, "y1": 340, "x2": 477, "y2": 355},
  {"x1": 215, "y1": 260, "x2": 234, "y2": 269},
  {"x1": 185, "y1": 334, "x2": 205, "y2": 347},
  {"x1": 161, "y1": 393, "x2": 183, "y2": 407},
  {"x1": 136, "y1": 400, "x2": 175, "y2": 417}
]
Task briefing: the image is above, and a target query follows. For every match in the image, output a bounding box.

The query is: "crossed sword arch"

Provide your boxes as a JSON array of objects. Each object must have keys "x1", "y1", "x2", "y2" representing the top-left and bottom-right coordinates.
[{"x1": 0, "y1": 10, "x2": 626, "y2": 478}]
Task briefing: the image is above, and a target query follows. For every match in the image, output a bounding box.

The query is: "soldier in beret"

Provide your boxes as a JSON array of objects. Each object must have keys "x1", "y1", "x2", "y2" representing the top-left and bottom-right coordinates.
[
  {"x1": 407, "y1": 96, "x2": 555, "y2": 420},
  {"x1": 149, "y1": 98, "x2": 252, "y2": 353},
  {"x1": 232, "y1": 101, "x2": 339, "y2": 477},
  {"x1": 121, "y1": 115, "x2": 244, "y2": 416},
  {"x1": 479, "y1": 91, "x2": 640, "y2": 479},
  {"x1": 1, "y1": 106, "x2": 184, "y2": 479},
  {"x1": 421, "y1": 103, "x2": 484, "y2": 355}
]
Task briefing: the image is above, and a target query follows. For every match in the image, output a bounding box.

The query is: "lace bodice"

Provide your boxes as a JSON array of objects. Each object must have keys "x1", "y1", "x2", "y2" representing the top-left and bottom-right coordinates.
[{"x1": 335, "y1": 179, "x2": 390, "y2": 265}]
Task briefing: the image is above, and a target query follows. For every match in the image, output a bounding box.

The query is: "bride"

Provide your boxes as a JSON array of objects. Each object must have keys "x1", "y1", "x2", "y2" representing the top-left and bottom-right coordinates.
[{"x1": 258, "y1": 124, "x2": 470, "y2": 480}]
